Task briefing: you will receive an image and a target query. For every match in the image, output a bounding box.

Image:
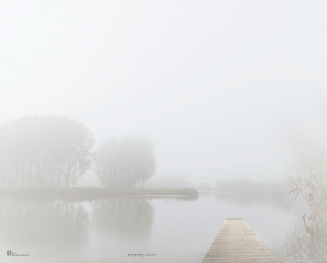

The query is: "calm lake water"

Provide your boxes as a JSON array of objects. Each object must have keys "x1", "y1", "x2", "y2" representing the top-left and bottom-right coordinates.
[{"x1": 0, "y1": 192, "x2": 308, "y2": 263}]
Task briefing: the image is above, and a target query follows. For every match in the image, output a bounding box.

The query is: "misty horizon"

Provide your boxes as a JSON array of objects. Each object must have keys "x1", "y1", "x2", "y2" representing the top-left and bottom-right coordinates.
[
  {"x1": 2, "y1": 1, "x2": 327, "y2": 183},
  {"x1": 1, "y1": 1, "x2": 327, "y2": 262}
]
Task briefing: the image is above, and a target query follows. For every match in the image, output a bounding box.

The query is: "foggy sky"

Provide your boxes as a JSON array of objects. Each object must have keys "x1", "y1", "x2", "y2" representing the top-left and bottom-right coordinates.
[{"x1": 1, "y1": 0, "x2": 327, "y2": 185}]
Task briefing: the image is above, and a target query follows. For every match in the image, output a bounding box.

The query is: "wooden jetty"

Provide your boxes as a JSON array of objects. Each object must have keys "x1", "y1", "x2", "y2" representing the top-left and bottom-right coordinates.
[{"x1": 202, "y1": 218, "x2": 282, "y2": 263}]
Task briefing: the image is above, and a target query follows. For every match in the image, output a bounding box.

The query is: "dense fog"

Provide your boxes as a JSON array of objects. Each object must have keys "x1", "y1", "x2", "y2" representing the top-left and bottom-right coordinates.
[
  {"x1": 2, "y1": 1, "x2": 327, "y2": 187},
  {"x1": 1, "y1": 1, "x2": 327, "y2": 262}
]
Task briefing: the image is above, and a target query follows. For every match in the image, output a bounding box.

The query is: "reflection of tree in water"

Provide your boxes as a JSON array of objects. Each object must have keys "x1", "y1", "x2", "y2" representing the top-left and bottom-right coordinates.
[
  {"x1": 92, "y1": 198, "x2": 154, "y2": 237},
  {"x1": 144, "y1": 195, "x2": 198, "y2": 202},
  {"x1": 0, "y1": 199, "x2": 89, "y2": 247}
]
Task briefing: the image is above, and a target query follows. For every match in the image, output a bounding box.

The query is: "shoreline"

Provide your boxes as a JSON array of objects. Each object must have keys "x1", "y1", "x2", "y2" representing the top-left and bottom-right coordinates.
[{"x1": 0, "y1": 186, "x2": 199, "y2": 198}]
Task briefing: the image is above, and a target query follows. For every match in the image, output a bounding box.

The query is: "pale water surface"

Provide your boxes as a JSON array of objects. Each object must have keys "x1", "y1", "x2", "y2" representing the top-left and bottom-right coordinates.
[{"x1": 0, "y1": 192, "x2": 308, "y2": 263}]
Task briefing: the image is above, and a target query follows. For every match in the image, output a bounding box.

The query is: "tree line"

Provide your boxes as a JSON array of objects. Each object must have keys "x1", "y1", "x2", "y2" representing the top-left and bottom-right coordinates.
[{"x1": 0, "y1": 115, "x2": 156, "y2": 188}]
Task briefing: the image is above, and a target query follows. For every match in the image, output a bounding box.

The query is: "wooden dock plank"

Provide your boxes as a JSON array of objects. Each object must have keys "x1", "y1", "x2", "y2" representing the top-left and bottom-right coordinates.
[{"x1": 202, "y1": 218, "x2": 282, "y2": 263}]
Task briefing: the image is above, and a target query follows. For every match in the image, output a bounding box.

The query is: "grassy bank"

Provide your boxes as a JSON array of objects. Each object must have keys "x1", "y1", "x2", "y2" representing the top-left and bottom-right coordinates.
[{"x1": 0, "y1": 186, "x2": 199, "y2": 198}]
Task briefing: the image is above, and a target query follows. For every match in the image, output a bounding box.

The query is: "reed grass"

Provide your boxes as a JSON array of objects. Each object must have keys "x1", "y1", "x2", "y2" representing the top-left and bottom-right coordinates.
[{"x1": 281, "y1": 165, "x2": 327, "y2": 262}]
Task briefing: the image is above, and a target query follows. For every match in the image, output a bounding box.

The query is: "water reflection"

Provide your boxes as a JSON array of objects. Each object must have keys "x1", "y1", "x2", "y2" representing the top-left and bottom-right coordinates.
[
  {"x1": 0, "y1": 195, "x2": 196, "y2": 249},
  {"x1": 0, "y1": 199, "x2": 89, "y2": 247},
  {"x1": 92, "y1": 197, "x2": 154, "y2": 238},
  {"x1": 1, "y1": 193, "x2": 305, "y2": 263},
  {"x1": 143, "y1": 195, "x2": 198, "y2": 202},
  {"x1": 212, "y1": 192, "x2": 295, "y2": 212}
]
